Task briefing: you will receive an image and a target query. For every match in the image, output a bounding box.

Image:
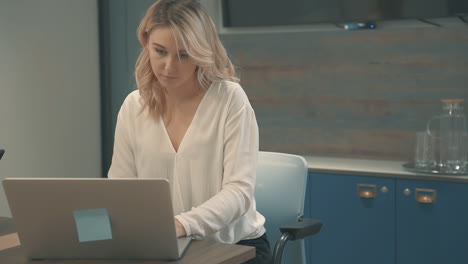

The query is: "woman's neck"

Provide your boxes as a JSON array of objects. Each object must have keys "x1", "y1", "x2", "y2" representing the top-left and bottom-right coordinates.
[{"x1": 164, "y1": 81, "x2": 204, "y2": 109}]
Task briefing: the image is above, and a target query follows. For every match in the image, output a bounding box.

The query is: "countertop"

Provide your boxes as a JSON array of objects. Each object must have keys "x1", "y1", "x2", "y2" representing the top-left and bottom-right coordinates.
[{"x1": 303, "y1": 155, "x2": 468, "y2": 183}]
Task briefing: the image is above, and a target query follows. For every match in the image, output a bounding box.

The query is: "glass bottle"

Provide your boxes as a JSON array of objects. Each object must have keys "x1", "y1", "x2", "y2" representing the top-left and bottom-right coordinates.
[{"x1": 427, "y1": 99, "x2": 468, "y2": 173}]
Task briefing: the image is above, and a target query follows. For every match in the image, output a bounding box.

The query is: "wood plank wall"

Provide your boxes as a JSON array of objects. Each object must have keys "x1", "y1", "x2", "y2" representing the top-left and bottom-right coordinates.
[
  {"x1": 221, "y1": 23, "x2": 468, "y2": 161},
  {"x1": 105, "y1": 0, "x2": 467, "y2": 162}
]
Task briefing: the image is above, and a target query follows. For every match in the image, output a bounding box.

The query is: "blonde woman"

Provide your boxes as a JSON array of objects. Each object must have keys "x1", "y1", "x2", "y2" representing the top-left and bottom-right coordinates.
[{"x1": 107, "y1": 0, "x2": 272, "y2": 263}]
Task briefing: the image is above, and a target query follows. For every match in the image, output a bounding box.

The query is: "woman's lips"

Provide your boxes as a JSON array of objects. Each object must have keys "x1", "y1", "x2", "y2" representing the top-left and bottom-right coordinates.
[{"x1": 160, "y1": 74, "x2": 178, "y2": 80}]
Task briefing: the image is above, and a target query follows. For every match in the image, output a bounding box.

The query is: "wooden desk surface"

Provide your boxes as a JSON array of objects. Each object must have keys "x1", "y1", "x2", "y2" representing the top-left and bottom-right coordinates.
[{"x1": 0, "y1": 217, "x2": 255, "y2": 264}]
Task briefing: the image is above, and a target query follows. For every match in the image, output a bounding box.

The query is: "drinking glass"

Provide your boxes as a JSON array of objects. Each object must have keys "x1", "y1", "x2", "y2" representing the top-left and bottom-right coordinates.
[{"x1": 414, "y1": 131, "x2": 437, "y2": 171}]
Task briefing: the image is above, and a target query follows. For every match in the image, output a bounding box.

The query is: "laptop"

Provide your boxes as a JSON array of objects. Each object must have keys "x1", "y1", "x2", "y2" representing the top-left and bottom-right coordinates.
[{"x1": 2, "y1": 178, "x2": 191, "y2": 260}]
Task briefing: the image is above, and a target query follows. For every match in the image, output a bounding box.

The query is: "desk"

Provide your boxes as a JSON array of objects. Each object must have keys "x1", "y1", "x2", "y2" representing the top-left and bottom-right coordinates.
[{"x1": 0, "y1": 217, "x2": 255, "y2": 264}]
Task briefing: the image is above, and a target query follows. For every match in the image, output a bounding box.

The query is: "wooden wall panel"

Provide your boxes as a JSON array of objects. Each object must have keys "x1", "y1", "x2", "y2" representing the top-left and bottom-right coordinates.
[{"x1": 221, "y1": 25, "x2": 468, "y2": 160}]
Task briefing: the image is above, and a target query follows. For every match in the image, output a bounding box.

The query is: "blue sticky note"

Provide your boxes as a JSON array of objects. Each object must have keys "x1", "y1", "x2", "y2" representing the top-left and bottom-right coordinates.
[{"x1": 73, "y1": 208, "x2": 112, "y2": 242}]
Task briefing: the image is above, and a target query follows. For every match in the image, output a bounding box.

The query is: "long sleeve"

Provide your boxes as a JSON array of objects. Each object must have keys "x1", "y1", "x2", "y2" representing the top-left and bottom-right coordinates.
[
  {"x1": 108, "y1": 96, "x2": 138, "y2": 179},
  {"x1": 175, "y1": 90, "x2": 260, "y2": 239}
]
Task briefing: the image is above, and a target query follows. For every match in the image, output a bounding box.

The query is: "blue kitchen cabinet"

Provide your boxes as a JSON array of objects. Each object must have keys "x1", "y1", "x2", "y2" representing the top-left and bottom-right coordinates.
[
  {"x1": 304, "y1": 173, "x2": 396, "y2": 264},
  {"x1": 304, "y1": 172, "x2": 468, "y2": 264},
  {"x1": 396, "y1": 179, "x2": 468, "y2": 264}
]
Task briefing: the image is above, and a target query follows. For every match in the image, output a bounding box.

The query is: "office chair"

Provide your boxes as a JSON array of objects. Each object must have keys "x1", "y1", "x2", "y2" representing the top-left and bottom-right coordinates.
[{"x1": 255, "y1": 151, "x2": 322, "y2": 264}]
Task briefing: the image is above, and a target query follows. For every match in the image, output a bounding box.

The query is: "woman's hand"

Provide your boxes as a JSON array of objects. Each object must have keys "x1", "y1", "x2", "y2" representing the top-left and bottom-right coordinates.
[{"x1": 174, "y1": 218, "x2": 187, "y2": 238}]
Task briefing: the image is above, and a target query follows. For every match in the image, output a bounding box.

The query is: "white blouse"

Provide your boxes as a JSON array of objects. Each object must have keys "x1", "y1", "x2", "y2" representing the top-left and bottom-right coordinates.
[{"x1": 108, "y1": 80, "x2": 266, "y2": 243}]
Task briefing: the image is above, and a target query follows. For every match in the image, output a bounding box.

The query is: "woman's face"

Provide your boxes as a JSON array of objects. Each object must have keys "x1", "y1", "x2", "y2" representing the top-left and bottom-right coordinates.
[{"x1": 147, "y1": 26, "x2": 198, "y2": 91}]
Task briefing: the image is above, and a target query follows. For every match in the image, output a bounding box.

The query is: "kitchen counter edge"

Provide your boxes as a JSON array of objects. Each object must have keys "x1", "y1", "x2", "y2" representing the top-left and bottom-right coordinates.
[{"x1": 303, "y1": 155, "x2": 468, "y2": 183}]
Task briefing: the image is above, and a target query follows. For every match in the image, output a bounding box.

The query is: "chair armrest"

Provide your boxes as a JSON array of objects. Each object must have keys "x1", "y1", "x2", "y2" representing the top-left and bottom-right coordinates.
[{"x1": 279, "y1": 218, "x2": 323, "y2": 240}]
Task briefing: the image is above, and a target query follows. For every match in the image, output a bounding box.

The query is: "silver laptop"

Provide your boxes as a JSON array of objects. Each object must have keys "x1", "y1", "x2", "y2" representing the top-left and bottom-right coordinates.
[{"x1": 2, "y1": 178, "x2": 191, "y2": 260}]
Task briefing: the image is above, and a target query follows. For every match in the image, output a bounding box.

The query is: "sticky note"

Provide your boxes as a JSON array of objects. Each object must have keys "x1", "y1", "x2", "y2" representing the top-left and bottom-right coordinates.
[
  {"x1": 0, "y1": 233, "x2": 20, "y2": 250},
  {"x1": 73, "y1": 208, "x2": 112, "y2": 243}
]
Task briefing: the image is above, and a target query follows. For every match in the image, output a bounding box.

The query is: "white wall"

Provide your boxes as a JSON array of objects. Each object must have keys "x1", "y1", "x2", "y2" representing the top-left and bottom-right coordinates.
[{"x1": 0, "y1": 0, "x2": 101, "y2": 217}]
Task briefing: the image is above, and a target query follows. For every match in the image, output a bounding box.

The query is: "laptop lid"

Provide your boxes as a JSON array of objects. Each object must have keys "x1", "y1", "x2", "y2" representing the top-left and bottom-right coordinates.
[{"x1": 2, "y1": 178, "x2": 191, "y2": 260}]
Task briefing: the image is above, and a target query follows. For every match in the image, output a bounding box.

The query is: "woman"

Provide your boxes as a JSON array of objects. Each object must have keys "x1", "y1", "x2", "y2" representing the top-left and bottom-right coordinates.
[{"x1": 108, "y1": 0, "x2": 272, "y2": 263}]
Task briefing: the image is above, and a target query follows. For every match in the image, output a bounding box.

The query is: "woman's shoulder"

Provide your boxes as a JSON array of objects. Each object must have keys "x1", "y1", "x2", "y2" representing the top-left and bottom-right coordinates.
[
  {"x1": 211, "y1": 80, "x2": 250, "y2": 105},
  {"x1": 124, "y1": 89, "x2": 141, "y2": 104},
  {"x1": 119, "y1": 90, "x2": 142, "y2": 116},
  {"x1": 212, "y1": 80, "x2": 242, "y2": 92}
]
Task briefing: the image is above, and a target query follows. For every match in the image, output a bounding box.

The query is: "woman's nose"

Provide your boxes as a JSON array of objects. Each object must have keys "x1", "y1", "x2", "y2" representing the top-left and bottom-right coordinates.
[{"x1": 163, "y1": 56, "x2": 177, "y2": 71}]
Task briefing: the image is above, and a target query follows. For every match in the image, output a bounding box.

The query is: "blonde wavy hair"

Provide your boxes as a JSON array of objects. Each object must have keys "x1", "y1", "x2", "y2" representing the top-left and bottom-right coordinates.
[{"x1": 135, "y1": 0, "x2": 238, "y2": 118}]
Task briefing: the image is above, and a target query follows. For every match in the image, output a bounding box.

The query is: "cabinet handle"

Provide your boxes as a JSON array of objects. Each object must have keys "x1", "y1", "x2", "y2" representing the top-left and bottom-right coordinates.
[
  {"x1": 415, "y1": 188, "x2": 437, "y2": 204},
  {"x1": 357, "y1": 184, "x2": 377, "y2": 198}
]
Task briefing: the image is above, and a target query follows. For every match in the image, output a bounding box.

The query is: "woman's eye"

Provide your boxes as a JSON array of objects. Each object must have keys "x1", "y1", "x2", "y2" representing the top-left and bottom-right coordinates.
[
  {"x1": 179, "y1": 53, "x2": 189, "y2": 59},
  {"x1": 155, "y1": 48, "x2": 166, "y2": 55}
]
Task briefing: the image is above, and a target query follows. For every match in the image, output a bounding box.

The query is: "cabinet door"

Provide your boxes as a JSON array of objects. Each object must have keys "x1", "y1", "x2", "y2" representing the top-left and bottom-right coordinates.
[
  {"x1": 396, "y1": 179, "x2": 468, "y2": 264},
  {"x1": 305, "y1": 173, "x2": 395, "y2": 264}
]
